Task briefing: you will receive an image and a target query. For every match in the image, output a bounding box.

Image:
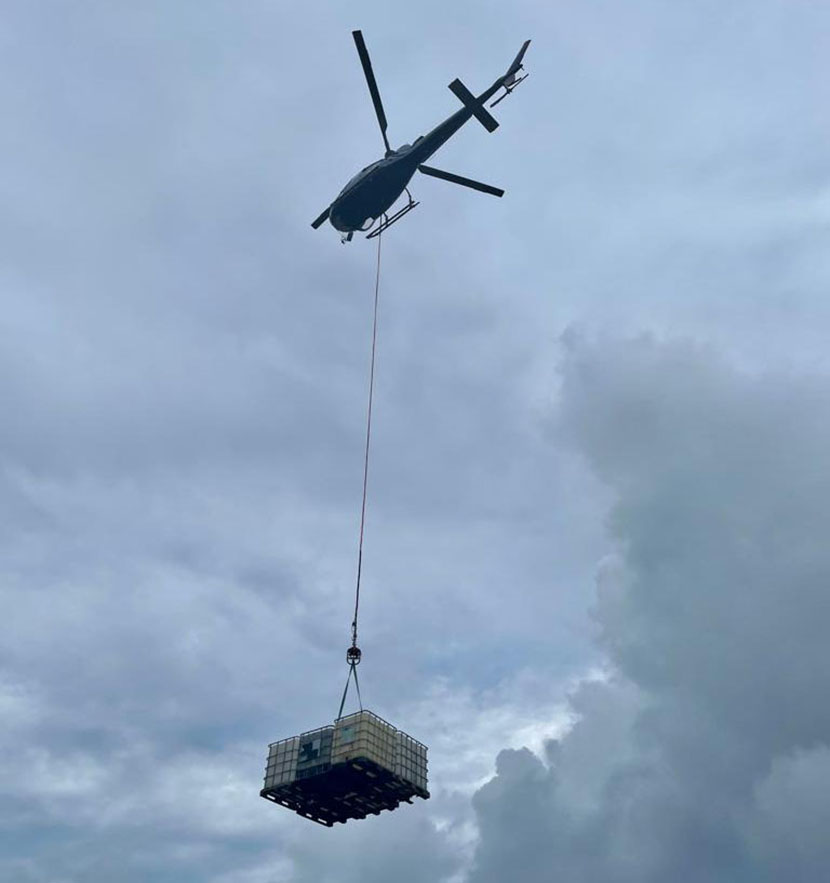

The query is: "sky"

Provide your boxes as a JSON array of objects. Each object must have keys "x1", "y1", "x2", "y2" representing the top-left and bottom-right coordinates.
[{"x1": 1, "y1": 0, "x2": 828, "y2": 880}]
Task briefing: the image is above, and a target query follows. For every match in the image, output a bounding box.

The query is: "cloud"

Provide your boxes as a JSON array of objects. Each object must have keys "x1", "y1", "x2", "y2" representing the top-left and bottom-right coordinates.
[
  {"x1": 469, "y1": 334, "x2": 830, "y2": 882},
  {"x1": 2, "y1": 0, "x2": 828, "y2": 879},
  {"x1": 283, "y1": 808, "x2": 461, "y2": 883}
]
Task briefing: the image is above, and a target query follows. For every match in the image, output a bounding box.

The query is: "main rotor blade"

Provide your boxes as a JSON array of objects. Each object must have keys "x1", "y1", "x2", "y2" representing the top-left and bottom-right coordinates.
[
  {"x1": 418, "y1": 164, "x2": 504, "y2": 197},
  {"x1": 352, "y1": 30, "x2": 391, "y2": 154},
  {"x1": 311, "y1": 206, "x2": 331, "y2": 229}
]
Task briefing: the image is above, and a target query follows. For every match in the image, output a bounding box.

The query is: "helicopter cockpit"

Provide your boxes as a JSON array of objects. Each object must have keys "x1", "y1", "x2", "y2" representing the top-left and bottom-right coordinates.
[{"x1": 338, "y1": 159, "x2": 385, "y2": 197}]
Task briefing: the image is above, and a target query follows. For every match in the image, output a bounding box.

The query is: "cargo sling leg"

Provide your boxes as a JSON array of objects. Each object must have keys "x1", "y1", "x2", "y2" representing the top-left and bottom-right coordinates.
[{"x1": 337, "y1": 659, "x2": 363, "y2": 721}]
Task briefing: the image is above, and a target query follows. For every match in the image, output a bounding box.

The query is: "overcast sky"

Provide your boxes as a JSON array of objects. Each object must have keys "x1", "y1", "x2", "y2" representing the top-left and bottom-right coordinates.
[{"x1": 1, "y1": 1, "x2": 829, "y2": 881}]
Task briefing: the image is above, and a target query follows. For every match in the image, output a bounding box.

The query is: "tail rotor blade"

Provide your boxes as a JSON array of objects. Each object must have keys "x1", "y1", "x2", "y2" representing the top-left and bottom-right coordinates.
[
  {"x1": 352, "y1": 30, "x2": 391, "y2": 154},
  {"x1": 418, "y1": 164, "x2": 504, "y2": 197}
]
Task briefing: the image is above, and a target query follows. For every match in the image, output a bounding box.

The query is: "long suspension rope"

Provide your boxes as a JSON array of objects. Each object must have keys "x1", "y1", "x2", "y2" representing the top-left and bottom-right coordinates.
[
  {"x1": 353, "y1": 227, "x2": 382, "y2": 648},
  {"x1": 338, "y1": 227, "x2": 382, "y2": 719}
]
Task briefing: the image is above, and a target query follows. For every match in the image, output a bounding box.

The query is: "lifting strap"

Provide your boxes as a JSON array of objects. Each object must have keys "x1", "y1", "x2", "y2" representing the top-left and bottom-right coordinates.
[
  {"x1": 338, "y1": 228, "x2": 382, "y2": 719},
  {"x1": 337, "y1": 659, "x2": 363, "y2": 720}
]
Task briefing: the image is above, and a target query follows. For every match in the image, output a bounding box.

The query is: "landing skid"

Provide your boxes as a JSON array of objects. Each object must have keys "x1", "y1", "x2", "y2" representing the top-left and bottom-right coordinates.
[{"x1": 366, "y1": 190, "x2": 419, "y2": 239}]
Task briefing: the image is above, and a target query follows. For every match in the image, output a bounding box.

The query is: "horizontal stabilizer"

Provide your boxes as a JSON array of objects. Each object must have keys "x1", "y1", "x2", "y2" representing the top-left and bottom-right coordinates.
[
  {"x1": 448, "y1": 78, "x2": 499, "y2": 133},
  {"x1": 418, "y1": 164, "x2": 504, "y2": 197},
  {"x1": 311, "y1": 206, "x2": 331, "y2": 229}
]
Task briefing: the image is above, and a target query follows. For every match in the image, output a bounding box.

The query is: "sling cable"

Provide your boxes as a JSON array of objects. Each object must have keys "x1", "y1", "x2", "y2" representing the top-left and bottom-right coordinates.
[
  {"x1": 259, "y1": 226, "x2": 428, "y2": 828},
  {"x1": 337, "y1": 230, "x2": 382, "y2": 721}
]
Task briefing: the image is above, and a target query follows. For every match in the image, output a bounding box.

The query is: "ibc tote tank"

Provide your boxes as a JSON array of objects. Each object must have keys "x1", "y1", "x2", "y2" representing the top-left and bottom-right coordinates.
[{"x1": 261, "y1": 710, "x2": 429, "y2": 826}]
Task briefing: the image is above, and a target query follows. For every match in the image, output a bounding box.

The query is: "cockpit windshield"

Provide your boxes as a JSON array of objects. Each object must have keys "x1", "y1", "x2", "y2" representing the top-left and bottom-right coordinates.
[{"x1": 338, "y1": 159, "x2": 385, "y2": 196}]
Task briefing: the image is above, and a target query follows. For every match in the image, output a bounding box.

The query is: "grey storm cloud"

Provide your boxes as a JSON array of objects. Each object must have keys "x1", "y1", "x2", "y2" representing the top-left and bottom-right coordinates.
[{"x1": 469, "y1": 335, "x2": 830, "y2": 883}]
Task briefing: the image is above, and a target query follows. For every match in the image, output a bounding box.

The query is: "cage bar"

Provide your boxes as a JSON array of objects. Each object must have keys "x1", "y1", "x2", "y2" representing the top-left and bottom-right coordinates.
[{"x1": 260, "y1": 710, "x2": 429, "y2": 826}]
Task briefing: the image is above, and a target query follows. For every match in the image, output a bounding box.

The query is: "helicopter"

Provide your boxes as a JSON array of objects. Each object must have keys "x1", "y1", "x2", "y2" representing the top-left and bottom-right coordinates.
[{"x1": 311, "y1": 31, "x2": 531, "y2": 242}]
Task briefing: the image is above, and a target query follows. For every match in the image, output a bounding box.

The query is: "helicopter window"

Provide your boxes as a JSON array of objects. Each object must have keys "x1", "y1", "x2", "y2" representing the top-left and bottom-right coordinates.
[
  {"x1": 339, "y1": 160, "x2": 384, "y2": 195},
  {"x1": 359, "y1": 217, "x2": 375, "y2": 231}
]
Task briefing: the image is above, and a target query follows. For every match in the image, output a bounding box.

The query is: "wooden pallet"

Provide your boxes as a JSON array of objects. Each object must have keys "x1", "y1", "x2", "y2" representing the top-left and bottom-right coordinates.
[{"x1": 261, "y1": 757, "x2": 429, "y2": 826}]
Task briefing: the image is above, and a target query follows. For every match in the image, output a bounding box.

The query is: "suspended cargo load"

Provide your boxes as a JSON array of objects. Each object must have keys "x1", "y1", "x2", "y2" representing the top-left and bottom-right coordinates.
[{"x1": 260, "y1": 710, "x2": 429, "y2": 826}]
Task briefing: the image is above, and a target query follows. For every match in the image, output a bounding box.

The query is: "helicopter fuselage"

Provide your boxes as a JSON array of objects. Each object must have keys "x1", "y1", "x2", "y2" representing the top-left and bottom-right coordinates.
[
  {"x1": 329, "y1": 98, "x2": 495, "y2": 234},
  {"x1": 329, "y1": 151, "x2": 419, "y2": 233}
]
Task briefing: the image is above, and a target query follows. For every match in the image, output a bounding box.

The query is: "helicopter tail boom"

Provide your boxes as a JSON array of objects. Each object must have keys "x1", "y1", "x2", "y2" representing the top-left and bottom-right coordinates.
[{"x1": 489, "y1": 39, "x2": 531, "y2": 107}]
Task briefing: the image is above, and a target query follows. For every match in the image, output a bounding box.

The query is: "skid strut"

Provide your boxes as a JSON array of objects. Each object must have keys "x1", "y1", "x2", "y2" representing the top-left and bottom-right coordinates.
[{"x1": 367, "y1": 189, "x2": 419, "y2": 239}]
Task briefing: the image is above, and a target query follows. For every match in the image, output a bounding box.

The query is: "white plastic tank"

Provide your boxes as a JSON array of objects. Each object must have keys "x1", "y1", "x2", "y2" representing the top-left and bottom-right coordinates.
[{"x1": 261, "y1": 709, "x2": 429, "y2": 825}]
